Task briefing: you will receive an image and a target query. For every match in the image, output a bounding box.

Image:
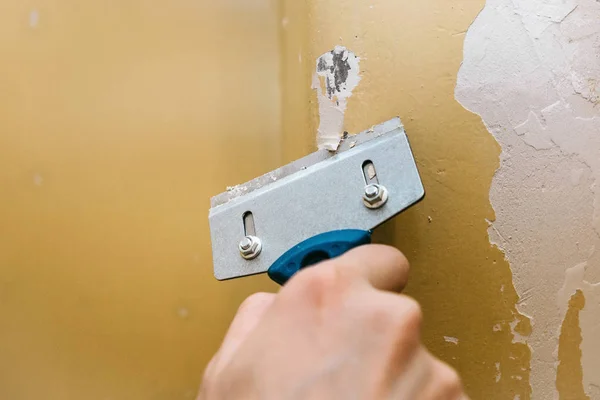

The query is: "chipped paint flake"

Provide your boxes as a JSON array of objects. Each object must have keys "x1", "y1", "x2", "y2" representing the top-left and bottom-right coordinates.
[
  {"x1": 444, "y1": 336, "x2": 459, "y2": 345},
  {"x1": 496, "y1": 362, "x2": 502, "y2": 383},
  {"x1": 312, "y1": 46, "x2": 361, "y2": 151}
]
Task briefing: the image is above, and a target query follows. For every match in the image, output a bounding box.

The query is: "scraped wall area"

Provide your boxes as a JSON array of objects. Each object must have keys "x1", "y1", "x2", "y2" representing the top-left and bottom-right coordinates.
[
  {"x1": 298, "y1": 0, "x2": 532, "y2": 399},
  {"x1": 456, "y1": 0, "x2": 600, "y2": 398}
]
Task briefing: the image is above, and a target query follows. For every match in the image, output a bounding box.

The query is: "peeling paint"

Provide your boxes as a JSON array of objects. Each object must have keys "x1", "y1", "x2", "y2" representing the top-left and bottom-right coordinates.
[
  {"x1": 304, "y1": 0, "x2": 532, "y2": 397},
  {"x1": 457, "y1": 0, "x2": 600, "y2": 398},
  {"x1": 312, "y1": 46, "x2": 360, "y2": 151}
]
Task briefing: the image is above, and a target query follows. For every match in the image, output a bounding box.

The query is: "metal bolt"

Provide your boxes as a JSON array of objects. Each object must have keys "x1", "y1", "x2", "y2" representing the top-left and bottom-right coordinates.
[
  {"x1": 239, "y1": 237, "x2": 252, "y2": 251},
  {"x1": 363, "y1": 184, "x2": 389, "y2": 209},
  {"x1": 239, "y1": 235, "x2": 262, "y2": 260},
  {"x1": 364, "y1": 185, "x2": 379, "y2": 198}
]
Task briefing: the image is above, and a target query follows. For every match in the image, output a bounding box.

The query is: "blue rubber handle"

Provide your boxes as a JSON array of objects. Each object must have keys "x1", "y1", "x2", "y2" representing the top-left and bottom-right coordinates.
[{"x1": 267, "y1": 229, "x2": 372, "y2": 285}]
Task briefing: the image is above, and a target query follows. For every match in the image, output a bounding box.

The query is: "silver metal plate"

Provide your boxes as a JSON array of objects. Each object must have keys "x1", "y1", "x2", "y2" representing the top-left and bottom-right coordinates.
[{"x1": 208, "y1": 118, "x2": 425, "y2": 280}]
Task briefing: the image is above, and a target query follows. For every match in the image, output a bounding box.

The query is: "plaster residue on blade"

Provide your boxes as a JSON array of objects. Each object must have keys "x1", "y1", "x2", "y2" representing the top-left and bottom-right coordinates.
[
  {"x1": 312, "y1": 46, "x2": 361, "y2": 151},
  {"x1": 210, "y1": 118, "x2": 403, "y2": 208},
  {"x1": 211, "y1": 149, "x2": 329, "y2": 208}
]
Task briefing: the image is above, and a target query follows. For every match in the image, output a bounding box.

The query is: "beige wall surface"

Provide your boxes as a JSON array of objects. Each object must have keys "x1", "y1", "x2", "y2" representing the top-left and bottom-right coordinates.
[{"x1": 1, "y1": 0, "x2": 597, "y2": 399}]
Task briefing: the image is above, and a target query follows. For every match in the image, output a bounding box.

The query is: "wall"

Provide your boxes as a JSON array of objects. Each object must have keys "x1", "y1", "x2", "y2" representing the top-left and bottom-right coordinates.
[
  {"x1": 284, "y1": 0, "x2": 599, "y2": 398},
  {"x1": 292, "y1": 0, "x2": 530, "y2": 398},
  {"x1": 457, "y1": 0, "x2": 600, "y2": 398},
  {"x1": 0, "y1": 1, "x2": 280, "y2": 399},
  {"x1": 1, "y1": 0, "x2": 597, "y2": 399}
]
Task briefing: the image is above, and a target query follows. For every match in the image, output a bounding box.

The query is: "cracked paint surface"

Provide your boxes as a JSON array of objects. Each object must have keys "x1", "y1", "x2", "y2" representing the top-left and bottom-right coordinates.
[{"x1": 457, "y1": 0, "x2": 600, "y2": 398}]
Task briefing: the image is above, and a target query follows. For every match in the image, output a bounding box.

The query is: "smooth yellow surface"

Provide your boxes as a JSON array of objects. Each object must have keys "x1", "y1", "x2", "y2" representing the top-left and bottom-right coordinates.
[
  {"x1": 0, "y1": 1, "x2": 280, "y2": 398},
  {"x1": 557, "y1": 291, "x2": 589, "y2": 400}
]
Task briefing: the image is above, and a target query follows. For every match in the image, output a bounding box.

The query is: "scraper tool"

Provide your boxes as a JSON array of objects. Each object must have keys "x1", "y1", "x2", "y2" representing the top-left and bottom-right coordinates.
[{"x1": 208, "y1": 117, "x2": 425, "y2": 285}]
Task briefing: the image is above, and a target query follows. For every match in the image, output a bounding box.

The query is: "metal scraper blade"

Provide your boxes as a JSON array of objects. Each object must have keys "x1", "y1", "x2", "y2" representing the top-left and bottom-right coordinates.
[{"x1": 208, "y1": 117, "x2": 425, "y2": 280}]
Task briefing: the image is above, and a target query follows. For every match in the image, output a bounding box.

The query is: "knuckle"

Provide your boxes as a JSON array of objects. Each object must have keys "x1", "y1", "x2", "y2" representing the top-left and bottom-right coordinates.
[
  {"x1": 377, "y1": 247, "x2": 411, "y2": 292},
  {"x1": 358, "y1": 296, "x2": 423, "y2": 345},
  {"x1": 285, "y1": 264, "x2": 352, "y2": 305},
  {"x1": 399, "y1": 296, "x2": 423, "y2": 331},
  {"x1": 295, "y1": 266, "x2": 338, "y2": 292},
  {"x1": 393, "y1": 249, "x2": 410, "y2": 273},
  {"x1": 381, "y1": 296, "x2": 423, "y2": 348},
  {"x1": 362, "y1": 301, "x2": 396, "y2": 327}
]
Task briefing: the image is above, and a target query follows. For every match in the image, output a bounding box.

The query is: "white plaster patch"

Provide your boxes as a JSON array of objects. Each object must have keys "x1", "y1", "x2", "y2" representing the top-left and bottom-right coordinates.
[
  {"x1": 29, "y1": 9, "x2": 39, "y2": 28},
  {"x1": 514, "y1": 111, "x2": 554, "y2": 150},
  {"x1": 456, "y1": 0, "x2": 600, "y2": 398},
  {"x1": 312, "y1": 46, "x2": 361, "y2": 151}
]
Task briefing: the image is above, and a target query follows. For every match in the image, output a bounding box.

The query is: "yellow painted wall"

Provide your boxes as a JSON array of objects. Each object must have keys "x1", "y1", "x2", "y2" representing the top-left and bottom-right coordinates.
[
  {"x1": 0, "y1": 1, "x2": 280, "y2": 398},
  {"x1": 2, "y1": 0, "x2": 565, "y2": 399}
]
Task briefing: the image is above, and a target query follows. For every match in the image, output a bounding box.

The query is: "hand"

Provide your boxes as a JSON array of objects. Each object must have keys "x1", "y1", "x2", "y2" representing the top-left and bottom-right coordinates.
[{"x1": 199, "y1": 244, "x2": 467, "y2": 399}]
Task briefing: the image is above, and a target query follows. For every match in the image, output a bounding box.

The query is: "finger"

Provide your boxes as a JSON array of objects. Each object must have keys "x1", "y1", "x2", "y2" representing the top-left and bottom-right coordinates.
[
  {"x1": 389, "y1": 346, "x2": 433, "y2": 399},
  {"x1": 419, "y1": 357, "x2": 465, "y2": 400},
  {"x1": 330, "y1": 244, "x2": 410, "y2": 292},
  {"x1": 211, "y1": 292, "x2": 275, "y2": 373}
]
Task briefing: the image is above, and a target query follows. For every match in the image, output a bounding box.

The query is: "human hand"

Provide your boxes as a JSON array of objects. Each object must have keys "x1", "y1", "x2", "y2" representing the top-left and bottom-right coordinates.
[{"x1": 199, "y1": 244, "x2": 467, "y2": 399}]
